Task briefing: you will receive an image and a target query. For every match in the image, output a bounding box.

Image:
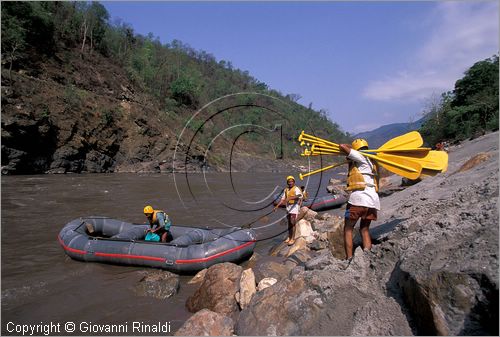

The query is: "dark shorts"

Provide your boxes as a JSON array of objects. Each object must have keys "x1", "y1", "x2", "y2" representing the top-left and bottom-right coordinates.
[
  {"x1": 344, "y1": 204, "x2": 377, "y2": 221},
  {"x1": 153, "y1": 227, "x2": 171, "y2": 237}
]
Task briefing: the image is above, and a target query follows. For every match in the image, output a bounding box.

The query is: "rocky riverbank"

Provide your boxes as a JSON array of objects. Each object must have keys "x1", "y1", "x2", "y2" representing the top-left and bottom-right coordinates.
[{"x1": 170, "y1": 131, "x2": 498, "y2": 335}]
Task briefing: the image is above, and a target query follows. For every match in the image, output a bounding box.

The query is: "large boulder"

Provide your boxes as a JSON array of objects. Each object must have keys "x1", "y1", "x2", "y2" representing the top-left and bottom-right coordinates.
[
  {"x1": 133, "y1": 270, "x2": 179, "y2": 299},
  {"x1": 186, "y1": 263, "x2": 242, "y2": 317},
  {"x1": 236, "y1": 275, "x2": 320, "y2": 335},
  {"x1": 393, "y1": 217, "x2": 499, "y2": 335},
  {"x1": 253, "y1": 259, "x2": 292, "y2": 283},
  {"x1": 174, "y1": 309, "x2": 234, "y2": 336},
  {"x1": 237, "y1": 248, "x2": 412, "y2": 336},
  {"x1": 235, "y1": 268, "x2": 256, "y2": 310},
  {"x1": 286, "y1": 237, "x2": 309, "y2": 257},
  {"x1": 187, "y1": 268, "x2": 207, "y2": 285},
  {"x1": 293, "y1": 219, "x2": 315, "y2": 241},
  {"x1": 298, "y1": 207, "x2": 318, "y2": 221}
]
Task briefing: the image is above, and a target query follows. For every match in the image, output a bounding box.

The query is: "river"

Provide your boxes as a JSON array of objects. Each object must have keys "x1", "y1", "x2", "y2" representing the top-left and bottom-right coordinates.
[{"x1": 1, "y1": 171, "x2": 341, "y2": 335}]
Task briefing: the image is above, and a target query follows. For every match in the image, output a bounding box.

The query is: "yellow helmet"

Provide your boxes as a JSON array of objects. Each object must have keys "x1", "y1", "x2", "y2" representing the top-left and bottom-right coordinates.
[
  {"x1": 351, "y1": 138, "x2": 369, "y2": 151},
  {"x1": 143, "y1": 205, "x2": 154, "y2": 214},
  {"x1": 286, "y1": 175, "x2": 295, "y2": 182}
]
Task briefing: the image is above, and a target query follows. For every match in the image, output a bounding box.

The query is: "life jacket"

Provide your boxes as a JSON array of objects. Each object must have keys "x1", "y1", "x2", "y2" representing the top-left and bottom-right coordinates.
[
  {"x1": 346, "y1": 160, "x2": 379, "y2": 192},
  {"x1": 151, "y1": 210, "x2": 170, "y2": 229},
  {"x1": 284, "y1": 187, "x2": 300, "y2": 205}
]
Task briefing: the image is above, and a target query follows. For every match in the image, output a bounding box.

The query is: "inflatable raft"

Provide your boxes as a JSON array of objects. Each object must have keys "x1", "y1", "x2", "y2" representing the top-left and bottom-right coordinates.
[
  {"x1": 273, "y1": 193, "x2": 347, "y2": 212},
  {"x1": 58, "y1": 217, "x2": 256, "y2": 273}
]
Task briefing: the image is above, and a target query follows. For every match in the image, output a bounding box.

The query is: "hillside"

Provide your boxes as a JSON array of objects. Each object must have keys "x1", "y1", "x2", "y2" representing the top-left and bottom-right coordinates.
[
  {"x1": 353, "y1": 116, "x2": 426, "y2": 148},
  {"x1": 1, "y1": 2, "x2": 349, "y2": 174}
]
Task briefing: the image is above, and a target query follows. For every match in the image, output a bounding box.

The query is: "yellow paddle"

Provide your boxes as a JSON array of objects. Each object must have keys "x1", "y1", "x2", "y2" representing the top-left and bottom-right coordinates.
[
  {"x1": 306, "y1": 140, "x2": 422, "y2": 177},
  {"x1": 297, "y1": 130, "x2": 445, "y2": 179},
  {"x1": 299, "y1": 161, "x2": 348, "y2": 180},
  {"x1": 378, "y1": 150, "x2": 448, "y2": 171},
  {"x1": 308, "y1": 133, "x2": 446, "y2": 171},
  {"x1": 298, "y1": 131, "x2": 341, "y2": 148},
  {"x1": 361, "y1": 148, "x2": 431, "y2": 153}
]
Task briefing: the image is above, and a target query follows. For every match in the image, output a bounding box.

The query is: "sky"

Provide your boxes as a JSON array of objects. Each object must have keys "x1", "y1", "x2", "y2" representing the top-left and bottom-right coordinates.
[{"x1": 103, "y1": 1, "x2": 499, "y2": 134}]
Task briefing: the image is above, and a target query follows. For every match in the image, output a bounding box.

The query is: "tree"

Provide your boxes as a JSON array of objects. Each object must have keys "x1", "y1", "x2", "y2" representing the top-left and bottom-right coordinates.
[
  {"x1": 1, "y1": 7, "x2": 27, "y2": 79},
  {"x1": 78, "y1": 2, "x2": 109, "y2": 54},
  {"x1": 420, "y1": 55, "x2": 499, "y2": 144}
]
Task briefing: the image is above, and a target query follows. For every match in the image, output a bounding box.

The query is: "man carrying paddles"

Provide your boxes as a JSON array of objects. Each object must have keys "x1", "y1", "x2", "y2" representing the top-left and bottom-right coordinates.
[
  {"x1": 143, "y1": 205, "x2": 172, "y2": 242},
  {"x1": 273, "y1": 176, "x2": 303, "y2": 245},
  {"x1": 339, "y1": 139, "x2": 380, "y2": 260}
]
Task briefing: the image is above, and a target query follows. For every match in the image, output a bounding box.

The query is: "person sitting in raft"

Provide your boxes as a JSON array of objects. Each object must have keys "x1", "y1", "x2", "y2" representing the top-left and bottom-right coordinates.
[
  {"x1": 273, "y1": 176, "x2": 303, "y2": 245},
  {"x1": 143, "y1": 205, "x2": 172, "y2": 242}
]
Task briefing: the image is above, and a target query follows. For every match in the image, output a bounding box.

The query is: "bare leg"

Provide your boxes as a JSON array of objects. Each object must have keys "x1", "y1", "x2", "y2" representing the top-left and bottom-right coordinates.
[
  {"x1": 344, "y1": 219, "x2": 357, "y2": 259},
  {"x1": 360, "y1": 219, "x2": 372, "y2": 251},
  {"x1": 285, "y1": 214, "x2": 292, "y2": 242},
  {"x1": 288, "y1": 214, "x2": 297, "y2": 244}
]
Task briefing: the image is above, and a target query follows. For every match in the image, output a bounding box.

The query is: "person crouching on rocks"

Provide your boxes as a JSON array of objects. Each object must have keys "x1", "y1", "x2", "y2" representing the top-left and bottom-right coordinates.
[
  {"x1": 273, "y1": 176, "x2": 303, "y2": 245},
  {"x1": 143, "y1": 205, "x2": 172, "y2": 242},
  {"x1": 339, "y1": 139, "x2": 380, "y2": 260}
]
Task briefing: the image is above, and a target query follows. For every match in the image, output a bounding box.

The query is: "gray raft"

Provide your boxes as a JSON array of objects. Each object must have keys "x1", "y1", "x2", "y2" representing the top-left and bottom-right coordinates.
[{"x1": 58, "y1": 217, "x2": 256, "y2": 273}]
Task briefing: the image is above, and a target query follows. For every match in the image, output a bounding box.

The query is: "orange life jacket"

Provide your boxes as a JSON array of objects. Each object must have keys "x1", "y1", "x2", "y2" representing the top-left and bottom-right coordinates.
[
  {"x1": 151, "y1": 210, "x2": 169, "y2": 227},
  {"x1": 346, "y1": 160, "x2": 379, "y2": 192},
  {"x1": 284, "y1": 187, "x2": 300, "y2": 205}
]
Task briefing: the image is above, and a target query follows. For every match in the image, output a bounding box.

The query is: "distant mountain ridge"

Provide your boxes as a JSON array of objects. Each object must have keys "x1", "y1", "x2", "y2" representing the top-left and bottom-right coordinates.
[{"x1": 353, "y1": 116, "x2": 427, "y2": 148}]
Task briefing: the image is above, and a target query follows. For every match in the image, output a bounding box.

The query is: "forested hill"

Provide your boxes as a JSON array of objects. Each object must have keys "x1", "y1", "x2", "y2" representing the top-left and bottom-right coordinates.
[{"x1": 1, "y1": 2, "x2": 349, "y2": 174}]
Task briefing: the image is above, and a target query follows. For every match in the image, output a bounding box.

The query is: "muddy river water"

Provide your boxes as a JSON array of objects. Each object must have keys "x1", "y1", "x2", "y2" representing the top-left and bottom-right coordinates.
[{"x1": 1, "y1": 172, "x2": 341, "y2": 335}]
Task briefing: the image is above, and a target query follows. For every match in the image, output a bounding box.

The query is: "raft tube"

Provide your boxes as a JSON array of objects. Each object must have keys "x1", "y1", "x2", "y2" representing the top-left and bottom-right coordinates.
[
  {"x1": 273, "y1": 193, "x2": 347, "y2": 212},
  {"x1": 58, "y1": 217, "x2": 256, "y2": 273}
]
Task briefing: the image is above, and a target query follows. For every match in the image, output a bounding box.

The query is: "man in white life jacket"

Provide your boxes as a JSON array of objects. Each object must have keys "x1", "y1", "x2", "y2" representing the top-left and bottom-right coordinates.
[
  {"x1": 274, "y1": 175, "x2": 303, "y2": 245},
  {"x1": 339, "y1": 138, "x2": 380, "y2": 260}
]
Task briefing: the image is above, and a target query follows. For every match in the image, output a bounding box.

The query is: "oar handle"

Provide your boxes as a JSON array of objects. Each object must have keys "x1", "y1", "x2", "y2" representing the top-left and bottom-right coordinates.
[{"x1": 299, "y1": 161, "x2": 347, "y2": 180}]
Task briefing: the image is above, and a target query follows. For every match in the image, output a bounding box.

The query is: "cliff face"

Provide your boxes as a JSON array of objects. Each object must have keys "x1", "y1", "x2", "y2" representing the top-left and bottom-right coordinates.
[
  {"x1": 0, "y1": 47, "x2": 324, "y2": 175},
  {"x1": 1, "y1": 48, "x2": 207, "y2": 174}
]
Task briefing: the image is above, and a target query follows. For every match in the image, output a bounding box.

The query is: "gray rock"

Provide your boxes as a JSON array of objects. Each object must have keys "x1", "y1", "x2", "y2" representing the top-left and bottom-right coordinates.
[
  {"x1": 175, "y1": 309, "x2": 234, "y2": 336},
  {"x1": 253, "y1": 260, "x2": 292, "y2": 283},
  {"x1": 308, "y1": 239, "x2": 328, "y2": 251},
  {"x1": 305, "y1": 250, "x2": 337, "y2": 270},
  {"x1": 134, "y1": 270, "x2": 179, "y2": 299}
]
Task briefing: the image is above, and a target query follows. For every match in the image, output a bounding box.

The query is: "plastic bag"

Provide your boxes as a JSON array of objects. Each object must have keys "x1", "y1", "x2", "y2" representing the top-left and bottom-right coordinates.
[{"x1": 145, "y1": 232, "x2": 160, "y2": 242}]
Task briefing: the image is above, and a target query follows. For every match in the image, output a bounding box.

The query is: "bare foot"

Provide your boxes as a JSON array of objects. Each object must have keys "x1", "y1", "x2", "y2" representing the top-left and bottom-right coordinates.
[
  {"x1": 287, "y1": 240, "x2": 295, "y2": 246},
  {"x1": 284, "y1": 238, "x2": 291, "y2": 244}
]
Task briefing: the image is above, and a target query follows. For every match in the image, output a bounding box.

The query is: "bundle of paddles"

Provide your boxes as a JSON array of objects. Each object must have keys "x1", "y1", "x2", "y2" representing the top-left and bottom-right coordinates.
[{"x1": 297, "y1": 130, "x2": 448, "y2": 180}]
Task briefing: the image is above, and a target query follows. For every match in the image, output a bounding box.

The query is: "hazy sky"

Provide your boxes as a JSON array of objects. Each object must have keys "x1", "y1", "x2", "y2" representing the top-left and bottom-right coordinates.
[{"x1": 103, "y1": 1, "x2": 498, "y2": 134}]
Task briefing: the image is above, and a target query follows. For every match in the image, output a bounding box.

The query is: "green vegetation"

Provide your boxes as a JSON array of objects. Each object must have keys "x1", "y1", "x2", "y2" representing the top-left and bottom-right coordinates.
[
  {"x1": 420, "y1": 55, "x2": 499, "y2": 146},
  {"x1": 1, "y1": 1, "x2": 350, "y2": 159}
]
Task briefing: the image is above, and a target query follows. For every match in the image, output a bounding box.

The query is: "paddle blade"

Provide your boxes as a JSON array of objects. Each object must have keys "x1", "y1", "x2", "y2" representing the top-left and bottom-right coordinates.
[
  {"x1": 430, "y1": 151, "x2": 448, "y2": 172},
  {"x1": 374, "y1": 153, "x2": 422, "y2": 180},
  {"x1": 378, "y1": 150, "x2": 448, "y2": 171},
  {"x1": 379, "y1": 131, "x2": 423, "y2": 150}
]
